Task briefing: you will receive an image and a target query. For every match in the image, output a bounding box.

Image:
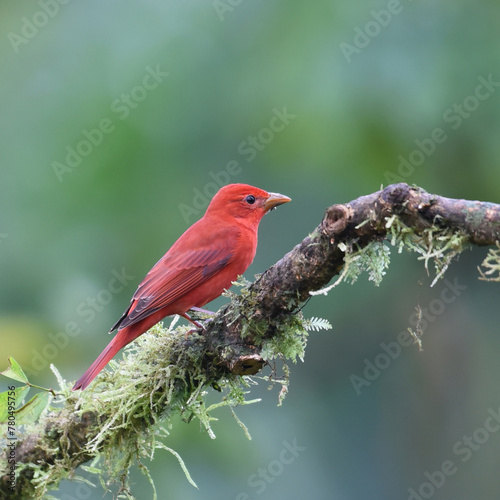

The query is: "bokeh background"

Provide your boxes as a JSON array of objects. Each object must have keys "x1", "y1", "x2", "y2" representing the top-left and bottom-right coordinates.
[{"x1": 1, "y1": 1, "x2": 500, "y2": 499}]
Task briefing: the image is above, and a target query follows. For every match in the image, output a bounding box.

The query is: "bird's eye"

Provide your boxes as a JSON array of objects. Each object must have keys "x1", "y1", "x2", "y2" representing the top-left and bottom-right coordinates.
[{"x1": 245, "y1": 195, "x2": 256, "y2": 205}]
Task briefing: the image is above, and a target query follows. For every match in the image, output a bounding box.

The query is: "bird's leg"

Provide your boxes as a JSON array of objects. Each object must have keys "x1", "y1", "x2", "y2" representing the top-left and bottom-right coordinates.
[
  {"x1": 180, "y1": 312, "x2": 204, "y2": 329},
  {"x1": 182, "y1": 308, "x2": 218, "y2": 337},
  {"x1": 180, "y1": 312, "x2": 205, "y2": 338},
  {"x1": 184, "y1": 307, "x2": 216, "y2": 338}
]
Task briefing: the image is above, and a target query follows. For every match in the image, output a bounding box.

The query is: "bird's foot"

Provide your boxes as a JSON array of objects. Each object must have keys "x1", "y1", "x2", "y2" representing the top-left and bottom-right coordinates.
[{"x1": 181, "y1": 312, "x2": 207, "y2": 339}]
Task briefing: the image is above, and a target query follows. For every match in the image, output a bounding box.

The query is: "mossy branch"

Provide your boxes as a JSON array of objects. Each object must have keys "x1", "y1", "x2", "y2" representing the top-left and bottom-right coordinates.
[{"x1": 1, "y1": 183, "x2": 499, "y2": 498}]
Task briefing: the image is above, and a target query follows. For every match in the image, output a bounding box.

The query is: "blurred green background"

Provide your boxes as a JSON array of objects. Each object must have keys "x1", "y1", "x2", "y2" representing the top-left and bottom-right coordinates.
[{"x1": 1, "y1": 1, "x2": 500, "y2": 499}]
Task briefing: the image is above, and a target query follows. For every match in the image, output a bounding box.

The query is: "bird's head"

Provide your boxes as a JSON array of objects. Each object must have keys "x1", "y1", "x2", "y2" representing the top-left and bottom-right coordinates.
[{"x1": 206, "y1": 183, "x2": 291, "y2": 227}]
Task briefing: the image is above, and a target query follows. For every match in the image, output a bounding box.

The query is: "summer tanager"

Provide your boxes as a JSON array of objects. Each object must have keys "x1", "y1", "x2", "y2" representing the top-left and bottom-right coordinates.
[{"x1": 72, "y1": 183, "x2": 290, "y2": 390}]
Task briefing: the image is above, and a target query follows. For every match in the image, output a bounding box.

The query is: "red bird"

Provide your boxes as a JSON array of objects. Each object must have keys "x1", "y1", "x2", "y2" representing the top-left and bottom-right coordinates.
[{"x1": 72, "y1": 184, "x2": 290, "y2": 390}]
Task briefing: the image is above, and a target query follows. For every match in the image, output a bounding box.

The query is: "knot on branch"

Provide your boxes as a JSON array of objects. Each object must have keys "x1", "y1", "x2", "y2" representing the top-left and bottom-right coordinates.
[
  {"x1": 321, "y1": 204, "x2": 349, "y2": 236},
  {"x1": 228, "y1": 354, "x2": 265, "y2": 375},
  {"x1": 382, "y1": 182, "x2": 413, "y2": 208}
]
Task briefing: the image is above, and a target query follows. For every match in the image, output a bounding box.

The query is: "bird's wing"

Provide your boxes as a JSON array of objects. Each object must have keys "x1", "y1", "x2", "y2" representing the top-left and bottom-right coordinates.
[{"x1": 111, "y1": 225, "x2": 239, "y2": 331}]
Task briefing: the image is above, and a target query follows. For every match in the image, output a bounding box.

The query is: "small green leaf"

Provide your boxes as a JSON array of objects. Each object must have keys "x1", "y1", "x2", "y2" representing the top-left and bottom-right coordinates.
[
  {"x1": 72, "y1": 474, "x2": 98, "y2": 487},
  {"x1": 80, "y1": 465, "x2": 103, "y2": 475},
  {"x1": 303, "y1": 316, "x2": 332, "y2": 332},
  {"x1": 14, "y1": 392, "x2": 51, "y2": 424},
  {"x1": 1, "y1": 357, "x2": 29, "y2": 384},
  {"x1": 0, "y1": 385, "x2": 30, "y2": 423}
]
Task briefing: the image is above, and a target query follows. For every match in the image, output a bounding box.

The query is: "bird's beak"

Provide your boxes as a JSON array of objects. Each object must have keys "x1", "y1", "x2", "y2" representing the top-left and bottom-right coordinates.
[{"x1": 264, "y1": 192, "x2": 291, "y2": 212}]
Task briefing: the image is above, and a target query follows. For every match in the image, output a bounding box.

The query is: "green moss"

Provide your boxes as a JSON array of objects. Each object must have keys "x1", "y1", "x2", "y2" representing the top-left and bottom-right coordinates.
[
  {"x1": 386, "y1": 215, "x2": 469, "y2": 286},
  {"x1": 478, "y1": 242, "x2": 500, "y2": 281},
  {"x1": 3, "y1": 288, "x2": 334, "y2": 500},
  {"x1": 311, "y1": 213, "x2": 470, "y2": 297},
  {"x1": 310, "y1": 239, "x2": 391, "y2": 295}
]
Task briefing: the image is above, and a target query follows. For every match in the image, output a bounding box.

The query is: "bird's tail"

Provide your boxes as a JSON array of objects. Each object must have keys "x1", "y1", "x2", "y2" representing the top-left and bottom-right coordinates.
[
  {"x1": 72, "y1": 307, "x2": 169, "y2": 391},
  {"x1": 72, "y1": 328, "x2": 132, "y2": 391}
]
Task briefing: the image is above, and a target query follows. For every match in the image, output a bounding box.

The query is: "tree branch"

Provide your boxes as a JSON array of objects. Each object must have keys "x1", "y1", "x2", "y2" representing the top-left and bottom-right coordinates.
[{"x1": 2, "y1": 183, "x2": 499, "y2": 498}]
